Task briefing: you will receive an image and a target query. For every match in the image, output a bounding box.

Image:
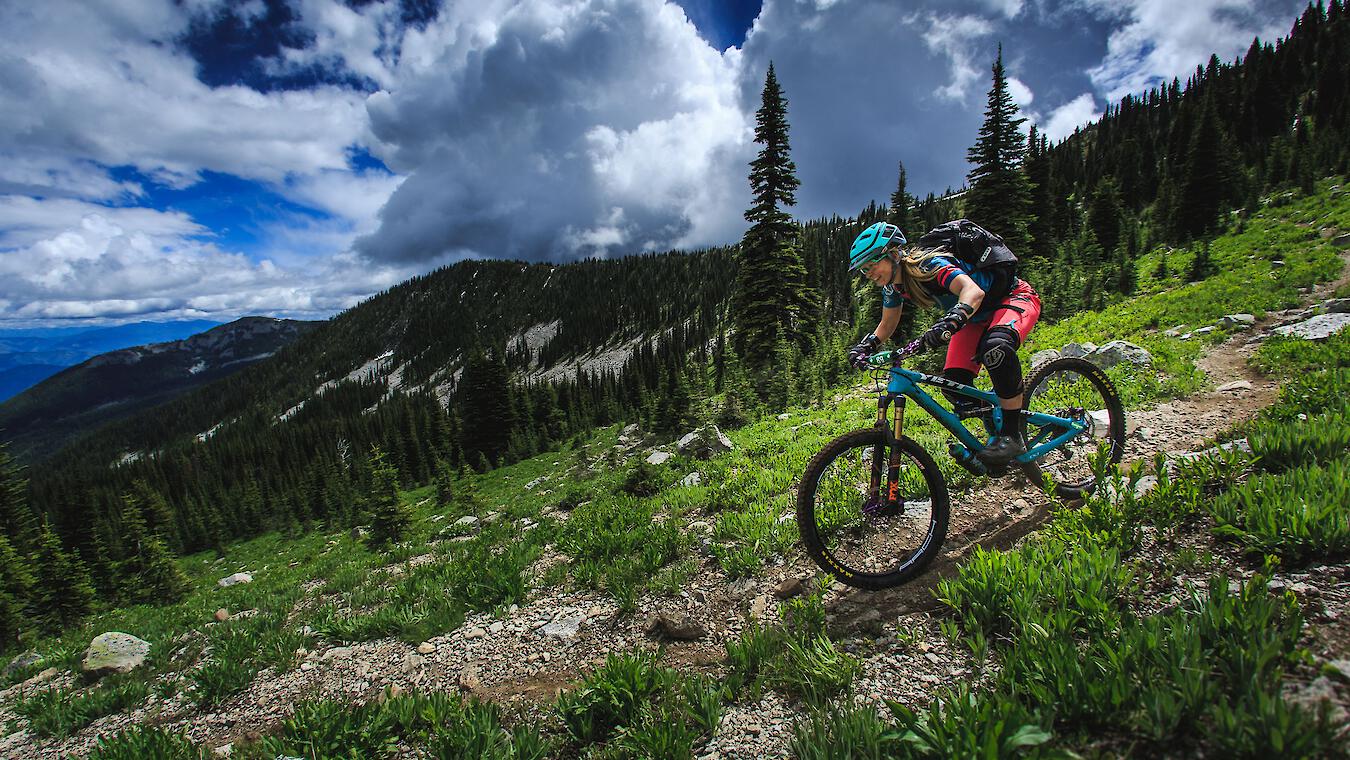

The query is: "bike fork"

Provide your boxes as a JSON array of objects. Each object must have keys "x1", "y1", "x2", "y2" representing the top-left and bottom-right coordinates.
[
  {"x1": 887, "y1": 398, "x2": 905, "y2": 508},
  {"x1": 872, "y1": 395, "x2": 905, "y2": 510}
]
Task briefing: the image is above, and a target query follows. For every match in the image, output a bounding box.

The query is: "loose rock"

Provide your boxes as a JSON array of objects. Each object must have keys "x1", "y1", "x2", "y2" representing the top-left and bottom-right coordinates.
[
  {"x1": 4, "y1": 651, "x2": 41, "y2": 676},
  {"x1": 773, "y1": 577, "x2": 805, "y2": 599},
  {"x1": 643, "y1": 613, "x2": 707, "y2": 641},
  {"x1": 217, "y1": 572, "x2": 253, "y2": 588},
  {"x1": 1087, "y1": 340, "x2": 1153, "y2": 369},
  {"x1": 82, "y1": 632, "x2": 151, "y2": 677},
  {"x1": 1274, "y1": 313, "x2": 1350, "y2": 341}
]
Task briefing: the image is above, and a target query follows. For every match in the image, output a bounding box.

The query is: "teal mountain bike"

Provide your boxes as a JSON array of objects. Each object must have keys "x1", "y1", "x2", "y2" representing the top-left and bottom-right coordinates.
[{"x1": 796, "y1": 338, "x2": 1125, "y2": 589}]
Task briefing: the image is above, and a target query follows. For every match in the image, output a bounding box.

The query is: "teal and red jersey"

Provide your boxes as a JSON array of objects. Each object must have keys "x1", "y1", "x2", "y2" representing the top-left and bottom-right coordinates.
[{"x1": 881, "y1": 255, "x2": 1019, "y2": 321}]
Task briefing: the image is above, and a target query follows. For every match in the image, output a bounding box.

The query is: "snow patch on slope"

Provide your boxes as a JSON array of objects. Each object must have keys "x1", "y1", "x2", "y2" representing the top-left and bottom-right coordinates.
[{"x1": 195, "y1": 422, "x2": 223, "y2": 442}]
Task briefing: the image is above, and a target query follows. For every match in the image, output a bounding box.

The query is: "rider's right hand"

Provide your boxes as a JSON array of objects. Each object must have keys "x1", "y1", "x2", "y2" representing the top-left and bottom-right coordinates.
[{"x1": 848, "y1": 334, "x2": 881, "y2": 369}]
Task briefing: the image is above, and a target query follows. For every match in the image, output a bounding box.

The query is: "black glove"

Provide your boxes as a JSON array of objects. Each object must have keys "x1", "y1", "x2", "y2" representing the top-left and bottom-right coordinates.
[
  {"x1": 920, "y1": 303, "x2": 975, "y2": 351},
  {"x1": 848, "y1": 333, "x2": 882, "y2": 369}
]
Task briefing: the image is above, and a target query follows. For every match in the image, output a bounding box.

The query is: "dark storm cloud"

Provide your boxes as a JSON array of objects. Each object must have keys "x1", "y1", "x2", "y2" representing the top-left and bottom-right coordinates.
[{"x1": 355, "y1": 0, "x2": 747, "y2": 264}]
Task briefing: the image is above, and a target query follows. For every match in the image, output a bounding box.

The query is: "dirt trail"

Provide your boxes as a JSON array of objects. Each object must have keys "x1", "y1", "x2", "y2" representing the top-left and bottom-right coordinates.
[{"x1": 3, "y1": 269, "x2": 1346, "y2": 759}]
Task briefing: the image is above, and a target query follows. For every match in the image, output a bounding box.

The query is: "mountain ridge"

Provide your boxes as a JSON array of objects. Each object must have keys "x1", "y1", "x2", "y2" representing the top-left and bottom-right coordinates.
[{"x1": 0, "y1": 317, "x2": 322, "y2": 462}]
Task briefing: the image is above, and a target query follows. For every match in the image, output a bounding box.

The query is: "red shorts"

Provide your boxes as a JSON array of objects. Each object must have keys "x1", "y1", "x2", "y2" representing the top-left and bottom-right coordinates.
[{"x1": 945, "y1": 279, "x2": 1042, "y2": 373}]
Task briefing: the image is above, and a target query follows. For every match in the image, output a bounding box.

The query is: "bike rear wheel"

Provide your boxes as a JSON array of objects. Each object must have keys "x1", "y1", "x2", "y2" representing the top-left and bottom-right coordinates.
[
  {"x1": 1018, "y1": 356, "x2": 1126, "y2": 500},
  {"x1": 796, "y1": 429, "x2": 949, "y2": 590}
]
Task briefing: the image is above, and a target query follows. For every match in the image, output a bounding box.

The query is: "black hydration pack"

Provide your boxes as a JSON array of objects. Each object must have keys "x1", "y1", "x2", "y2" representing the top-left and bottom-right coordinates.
[{"x1": 916, "y1": 219, "x2": 1018, "y2": 271}]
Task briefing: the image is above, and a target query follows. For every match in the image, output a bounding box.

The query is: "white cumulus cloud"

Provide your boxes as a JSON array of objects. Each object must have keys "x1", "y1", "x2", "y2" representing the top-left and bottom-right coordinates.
[
  {"x1": 1041, "y1": 92, "x2": 1101, "y2": 141},
  {"x1": 1085, "y1": 0, "x2": 1303, "y2": 101}
]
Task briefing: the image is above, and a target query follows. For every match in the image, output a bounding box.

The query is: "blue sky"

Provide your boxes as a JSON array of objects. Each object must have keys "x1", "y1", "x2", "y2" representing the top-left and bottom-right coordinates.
[{"x1": 0, "y1": 0, "x2": 1310, "y2": 327}]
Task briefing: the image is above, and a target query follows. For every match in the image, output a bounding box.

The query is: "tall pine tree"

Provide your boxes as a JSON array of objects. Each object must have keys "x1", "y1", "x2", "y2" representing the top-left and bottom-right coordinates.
[
  {"x1": 732, "y1": 62, "x2": 814, "y2": 366},
  {"x1": 887, "y1": 161, "x2": 917, "y2": 234},
  {"x1": 964, "y1": 45, "x2": 1036, "y2": 253},
  {"x1": 0, "y1": 443, "x2": 36, "y2": 554},
  {"x1": 0, "y1": 534, "x2": 34, "y2": 647},
  {"x1": 115, "y1": 491, "x2": 190, "y2": 605},
  {"x1": 458, "y1": 347, "x2": 516, "y2": 468},
  {"x1": 364, "y1": 447, "x2": 411, "y2": 550},
  {"x1": 32, "y1": 520, "x2": 94, "y2": 634}
]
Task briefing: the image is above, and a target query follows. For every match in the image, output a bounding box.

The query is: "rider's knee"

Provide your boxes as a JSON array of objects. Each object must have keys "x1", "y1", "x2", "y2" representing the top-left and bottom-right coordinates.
[{"x1": 978, "y1": 327, "x2": 1022, "y2": 399}]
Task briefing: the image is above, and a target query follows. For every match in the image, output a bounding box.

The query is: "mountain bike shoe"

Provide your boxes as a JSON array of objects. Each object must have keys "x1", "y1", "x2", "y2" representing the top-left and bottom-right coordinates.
[{"x1": 976, "y1": 434, "x2": 1026, "y2": 466}]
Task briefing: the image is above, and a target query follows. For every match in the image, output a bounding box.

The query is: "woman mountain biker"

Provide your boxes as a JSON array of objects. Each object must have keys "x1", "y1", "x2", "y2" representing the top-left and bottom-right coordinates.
[{"x1": 845, "y1": 220, "x2": 1043, "y2": 466}]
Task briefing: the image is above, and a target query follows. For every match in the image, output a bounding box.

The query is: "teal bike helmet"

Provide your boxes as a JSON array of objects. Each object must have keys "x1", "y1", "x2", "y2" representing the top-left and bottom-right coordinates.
[{"x1": 849, "y1": 222, "x2": 906, "y2": 271}]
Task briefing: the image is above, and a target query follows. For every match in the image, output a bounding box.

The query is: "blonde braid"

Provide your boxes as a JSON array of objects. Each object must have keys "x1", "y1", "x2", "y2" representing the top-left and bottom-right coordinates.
[{"x1": 893, "y1": 247, "x2": 947, "y2": 309}]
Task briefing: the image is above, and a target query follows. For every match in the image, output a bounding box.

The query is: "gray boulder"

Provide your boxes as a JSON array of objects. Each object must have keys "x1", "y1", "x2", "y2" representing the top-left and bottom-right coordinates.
[
  {"x1": 645, "y1": 450, "x2": 673, "y2": 466},
  {"x1": 1029, "y1": 349, "x2": 1060, "y2": 368},
  {"x1": 1218, "y1": 313, "x2": 1255, "y2": 329},
  {"x1": 1087, "y1": 341, "x2": 1152, "y2": 369},
  {"x1": 1061, "y1": 342, "x2": 1098, "y2": 359},
  {"x1": 1274, "y1": 313, "x2": 1350, "y2": 341},
  {"x1": 538, "y1": 610, "x2": 586, "y2": 639},
  {"x1": 82, "y1": 632, "x2": 150, "y2": 677},
  {"x1": 1322, "y1": 298, "x2": 1350, "y2": 315},
  {"x1": 5, "y1": 651, "x2": 42, "y2": 676},
  {"x1": 217, "y1": 572, "x2": 253, "y2": 588},
  {"x1": 676, "y1": 425, "x2": 734, "y2": 459}
]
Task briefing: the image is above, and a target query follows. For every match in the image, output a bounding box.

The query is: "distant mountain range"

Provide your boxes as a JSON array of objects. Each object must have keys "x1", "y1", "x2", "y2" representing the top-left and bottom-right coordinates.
[
  {"x1": 0, "y1": 317, "x2": 322, "y2": 461},
  {"x1": 0, "y1": 319, "x2": 223, "y2": 401}
]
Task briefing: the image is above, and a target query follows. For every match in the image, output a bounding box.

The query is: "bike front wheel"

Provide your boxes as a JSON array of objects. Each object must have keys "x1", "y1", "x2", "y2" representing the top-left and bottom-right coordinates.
[
  {"x1": 796, "y1": 429, "x2": 950, "y2": 590},
  {"x1": 1018, "y1": 356, "x2": 1126, "y2": 500}
]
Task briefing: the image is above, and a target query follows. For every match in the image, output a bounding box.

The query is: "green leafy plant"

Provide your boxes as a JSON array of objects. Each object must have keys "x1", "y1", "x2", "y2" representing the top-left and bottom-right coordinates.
[
  {"x1": 1210, "y1": 459, "x2": 1350, "y2": 564},
  {"x1": 86, "y1": 725, "x2": 204, "y2": 760},
  {"x1": 555, "y1": 651, "x2": 720, "y2": 755},
  {"x1": 15, "y1": 675, "x2": 150, "y2": 739}
]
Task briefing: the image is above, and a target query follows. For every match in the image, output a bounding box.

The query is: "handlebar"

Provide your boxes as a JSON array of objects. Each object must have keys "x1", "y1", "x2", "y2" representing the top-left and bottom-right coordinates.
[{"x1": 866, "y1": 338, "x2": 925, "y2": 368}]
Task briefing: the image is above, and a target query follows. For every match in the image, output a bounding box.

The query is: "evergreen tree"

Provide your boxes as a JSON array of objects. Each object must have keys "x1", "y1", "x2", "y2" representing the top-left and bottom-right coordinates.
[
  {"x1": 364, "y1": 447, "x2": 411, "y2": 550},
  {"x1": 0, "y1": 534, "x2": 34, "y2": 647},
  {"x1": 32, "y1": 520, "x2": 94, "y2": 634},
  {"x1": 132, "y1": 480, "x2": 181, "y2": 554},
  {"x1": 964, "y1": 46, "x2": 1036, "y2": 253},
  {"x1": 1187, "y1": 241, "x2": 1215, "y2": 281},
  {"x1": 887, "y1": 161, "x2": 917, "y2": 233},
  {"x1": 459, "y1": 347, "x2": 516, "y2": 468},
  {"x1": 732, "y1": 62, "x2": 814, "y2": 364},
  {"x1": 1175, "y1": 97, "x2": 1241, "y2": 238},
  {"x1": 1024, "y1": 127, "x2": 1054, "y2": 259},
  {"x1": 115, "y1": 492, "x2": 190, "y2": 605},
  {"x1": 456, "y1": 463, "x2": 481, "y2": 510},
  {"x1": 1087, "y1": 178, "x2": 1125, "y2": 258},
  {"x1": 0, "y1": 443, "x2": 37, "y2": 553},
  {"x1": 433, "y1": 458, "x2": 457, "y2": 508}
]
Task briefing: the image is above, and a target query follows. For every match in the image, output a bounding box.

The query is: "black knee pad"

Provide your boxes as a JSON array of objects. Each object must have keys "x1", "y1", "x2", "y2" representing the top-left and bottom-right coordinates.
[
  {"x1": 940, "y1": 368, "x2": 976, "y2": 406},
  {"x1": 978, "y1": 327, "x2": 1023, "y2": 399}
]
